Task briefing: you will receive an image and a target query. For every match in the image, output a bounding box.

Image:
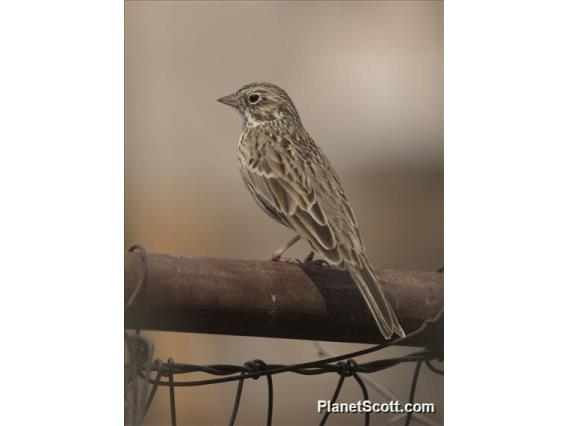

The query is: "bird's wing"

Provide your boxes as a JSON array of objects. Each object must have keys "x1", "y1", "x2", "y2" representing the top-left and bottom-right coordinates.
[
  {"x1": 239, "y1": 164, "x2": 293, "y2": 229},
  {"x1": 239, "y1": 128, "x2": 361, "y2": 266}
]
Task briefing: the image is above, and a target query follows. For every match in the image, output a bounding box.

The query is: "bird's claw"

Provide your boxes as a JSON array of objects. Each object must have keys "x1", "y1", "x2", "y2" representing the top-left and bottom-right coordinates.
[
  {"x1": 306, "y1": 259, "x2": 330, "y2": 267},
  {"x1": 270, "y1": 255, "x2": 302, "y2": 265}
]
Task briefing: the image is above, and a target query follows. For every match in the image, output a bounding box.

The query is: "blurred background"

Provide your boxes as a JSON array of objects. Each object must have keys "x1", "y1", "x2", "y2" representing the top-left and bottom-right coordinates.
[{"x1": 125, "y1": 1, "x2": 443, "y2": 425}]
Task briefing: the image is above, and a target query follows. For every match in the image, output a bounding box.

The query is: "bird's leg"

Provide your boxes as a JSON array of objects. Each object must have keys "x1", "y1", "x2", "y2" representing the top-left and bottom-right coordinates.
[
  {"x1": 304, "y1": 251, "x2": 315, "y2": 262},
  {"x1": 271, "y1": 235, "x2": 301, "y2": 262},
  {"x1": 303, "y1": 251, "x2": 330, "y2": 267}
]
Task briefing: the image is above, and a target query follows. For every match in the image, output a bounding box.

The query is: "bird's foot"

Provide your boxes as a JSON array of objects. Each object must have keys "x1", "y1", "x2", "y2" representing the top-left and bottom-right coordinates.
[
  {"x1": 270, "y1": 254, "x2": 302, "y2": 265},
  {"x1": 303, "y1": 252, "x2": 330, "y2": 267},
  {"x1": 307, "y1": 259, "x2": 330, "y2": 267}
]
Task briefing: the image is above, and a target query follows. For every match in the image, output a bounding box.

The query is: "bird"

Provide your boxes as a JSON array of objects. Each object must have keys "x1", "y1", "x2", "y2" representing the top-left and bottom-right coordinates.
[{"x1": 217, "y1": 82, "x2": 404, "y2": 339}]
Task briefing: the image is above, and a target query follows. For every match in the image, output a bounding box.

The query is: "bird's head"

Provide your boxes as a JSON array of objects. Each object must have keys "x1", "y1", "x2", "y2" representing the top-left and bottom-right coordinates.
[{"x1": 217, "y1": 82, "x2": 301, "y2": 126}]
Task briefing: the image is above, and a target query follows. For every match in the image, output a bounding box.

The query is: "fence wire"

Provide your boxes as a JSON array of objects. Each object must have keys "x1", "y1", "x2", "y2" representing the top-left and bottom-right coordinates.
[{"x1": 125, "y1": 245, "x2": 444, "y2": 426}]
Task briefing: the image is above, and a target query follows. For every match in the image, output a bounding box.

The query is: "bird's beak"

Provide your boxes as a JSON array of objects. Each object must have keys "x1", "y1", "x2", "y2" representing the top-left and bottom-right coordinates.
[{"x1": 217, "y1": 93, "x2": 239, "y2": 108}]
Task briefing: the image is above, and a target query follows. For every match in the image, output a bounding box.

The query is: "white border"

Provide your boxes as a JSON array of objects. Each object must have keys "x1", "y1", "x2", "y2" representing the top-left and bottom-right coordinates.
[
  {"x1": 0, "y1": 1, "x2": 123, "y2": 424},
  {"x1": 446, "y1": 1, "x2": 568, "y2": 424}
]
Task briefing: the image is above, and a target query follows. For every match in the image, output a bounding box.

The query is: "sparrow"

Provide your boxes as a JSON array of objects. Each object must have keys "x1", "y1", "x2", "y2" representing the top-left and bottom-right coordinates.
[{"x1": 218, "y1": 82, "x2": 404, "y2": 339}]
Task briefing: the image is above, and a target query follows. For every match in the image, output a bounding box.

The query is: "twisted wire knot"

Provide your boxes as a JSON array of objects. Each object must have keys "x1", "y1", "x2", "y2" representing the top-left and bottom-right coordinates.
[
  {"x1": 160, "y1": 358, "x2": 175, "y2": 377},
  {"x1": 244, "y1": 359, "x2": 268, "y2": 380},
  {"x1": 337, "y1": 359, "x2": 358, "y2": 377}
]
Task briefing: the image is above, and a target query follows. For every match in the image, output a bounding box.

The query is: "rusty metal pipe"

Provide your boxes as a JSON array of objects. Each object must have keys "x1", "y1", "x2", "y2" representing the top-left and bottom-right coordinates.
[{"x1": 125, "y1": 252, "x2": 443, "y2": 347}]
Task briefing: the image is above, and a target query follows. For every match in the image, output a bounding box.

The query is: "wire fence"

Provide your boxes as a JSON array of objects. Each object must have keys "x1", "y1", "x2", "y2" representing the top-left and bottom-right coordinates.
[{"x1": 125, "y1": 245, "x2": 444, "y2": 426}]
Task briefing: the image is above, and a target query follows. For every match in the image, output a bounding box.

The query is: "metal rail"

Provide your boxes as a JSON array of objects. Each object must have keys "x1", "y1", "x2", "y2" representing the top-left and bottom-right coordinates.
[{"x1": 125, "y1": 252, "x2": 443, "y2": 347}]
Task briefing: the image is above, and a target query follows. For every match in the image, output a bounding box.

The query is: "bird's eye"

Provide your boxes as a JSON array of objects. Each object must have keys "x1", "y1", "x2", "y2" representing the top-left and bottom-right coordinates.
[{"x1": 248, "y1": 93, "x2": 260, "y2": 104}]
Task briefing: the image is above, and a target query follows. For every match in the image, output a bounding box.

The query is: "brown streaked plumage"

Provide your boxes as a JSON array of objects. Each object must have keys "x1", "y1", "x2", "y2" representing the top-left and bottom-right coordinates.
[{"x1": 218, "y1": 82, "x2": 404, "y2": 339}]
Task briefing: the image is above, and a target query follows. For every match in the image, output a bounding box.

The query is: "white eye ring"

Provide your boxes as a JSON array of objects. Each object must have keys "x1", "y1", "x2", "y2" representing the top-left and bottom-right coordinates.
[{"x1": 248, "y1": 93, "x2": 261, "y2": 104}]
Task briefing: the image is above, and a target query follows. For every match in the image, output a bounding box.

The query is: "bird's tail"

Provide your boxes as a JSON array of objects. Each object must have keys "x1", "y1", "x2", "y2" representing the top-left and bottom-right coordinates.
[{"x1": 346, "y1": 258, "x2": 405, "y2": 339}]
